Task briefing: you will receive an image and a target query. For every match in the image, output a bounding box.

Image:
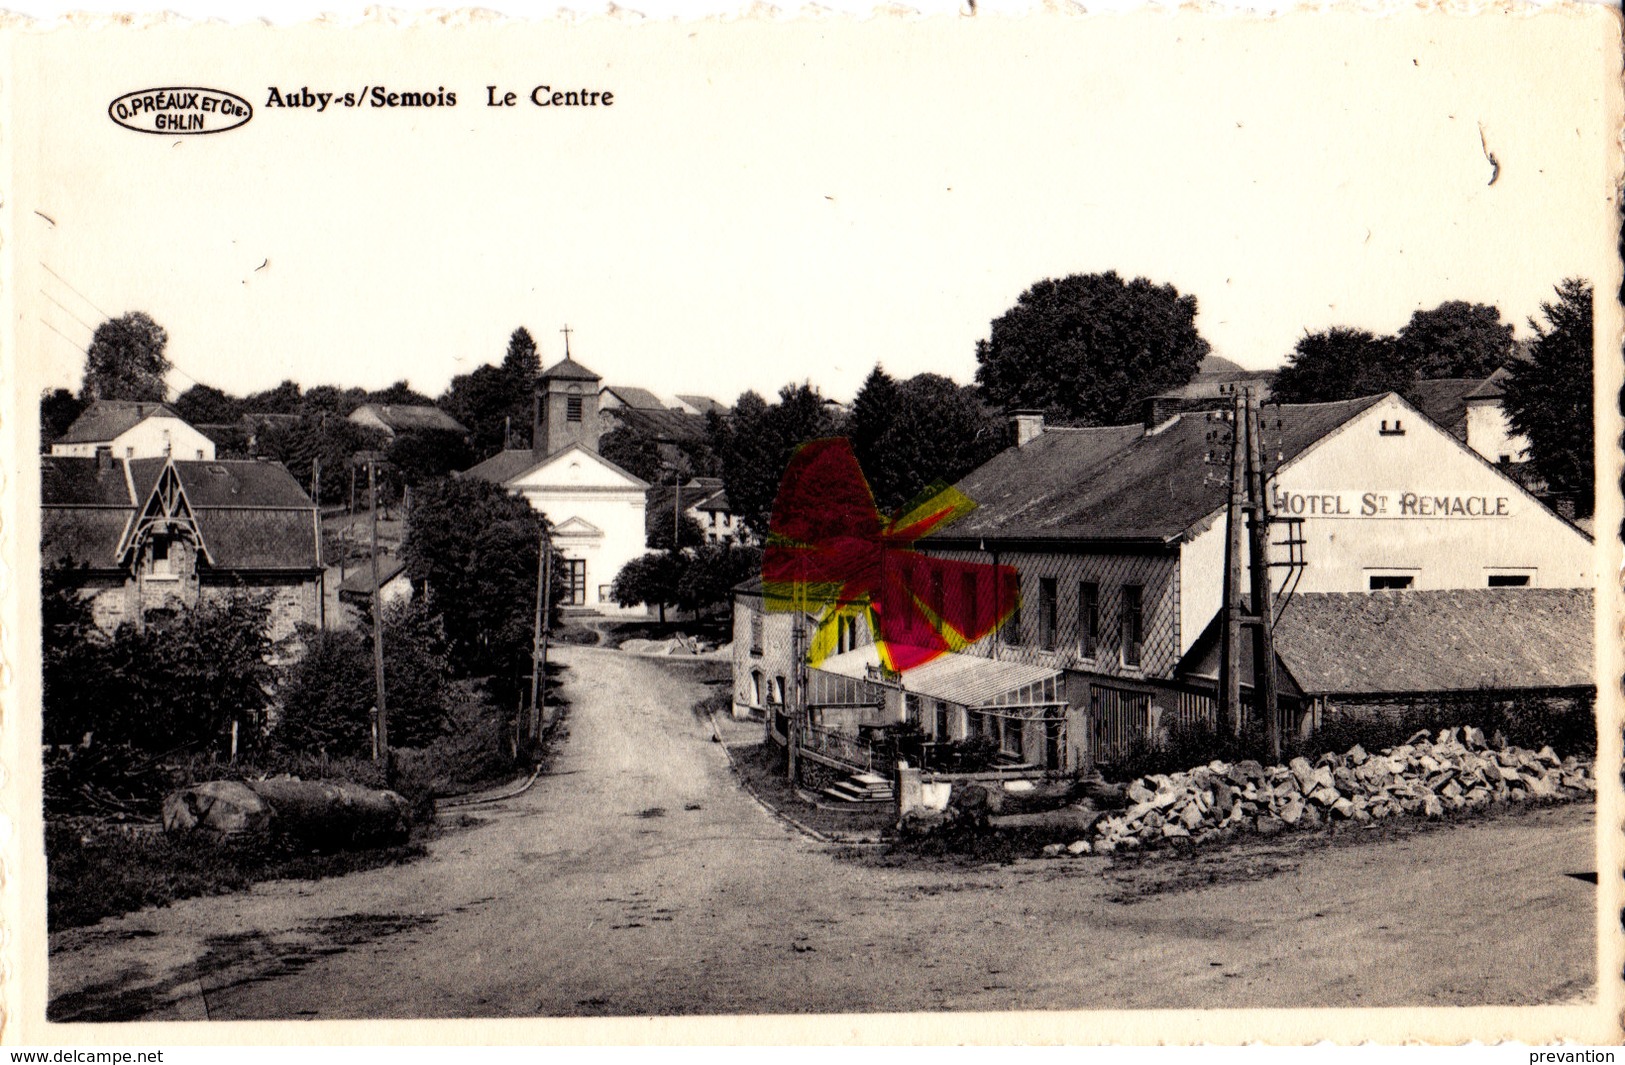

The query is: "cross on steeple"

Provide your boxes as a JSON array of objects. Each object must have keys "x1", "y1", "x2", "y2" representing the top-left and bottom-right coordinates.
[{"x1": 560, "y1": 324, "x2": 573, "y2": 358}]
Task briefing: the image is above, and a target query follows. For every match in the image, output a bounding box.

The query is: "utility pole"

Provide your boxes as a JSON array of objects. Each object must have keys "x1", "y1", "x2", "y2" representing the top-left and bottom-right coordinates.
[
  {"x1": 528, "y1": 525, "x2": 553, "y2": 744},
  {"x1": 368, "y1": 459, "x2": 391, "y2": 780},
  {"x1": 1218, "y1": 391, "x2": 1246, "y2": 737},
  {"x1": 311, "y1": 456, "x2": 321, "y2": 510},
  {"x1": 1244, "y1": 390, "x2": 1282, "y2": 761}
]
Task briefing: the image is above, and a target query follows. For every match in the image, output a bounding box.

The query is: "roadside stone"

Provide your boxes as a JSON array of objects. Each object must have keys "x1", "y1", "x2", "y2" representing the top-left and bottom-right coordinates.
[
  {"x1": 1095, "y1": 839, "x2": 1117, "y2": 854},
  {"x1": 1126, "y1": 780, "x2": 1155, "y2": 804},
  {"x1": 1421, "y1": 792, "x2": 1444, "y2": 818},
  {"x1": 1067, "y1": 839, "x2": 1092, "y2": 855},
  {"x1": 1309, "y1": 785, "x2": 1340, "y2": 807},
  {"x1": 1180, "y1": 802, "x2": 1203, "y2": 830},
  {"x1": 1301, "y1": 805, "x2": 1322, "y2": 827},
  {"x1": 1117, "y1": 834, "x2": 1141, "y2": 851},
  {"x1": 1288, "y1": 756, "x2": 1316, "y2": 792},
  {"x1": 1143, "y1": 810, "x2": 1166, "y2": 831},
  {"x1": 1255, "y1": 815, "x2": 1285, "y2": 837},
  {"x1": 1346, "y1": 743, "x2": 1368, "y2": 766},
  {"x1": 1331, "y1": 797, "x2": 1355, "y2": 818},
  {"x1": 1042, "y1": 843, "x2": 1066, "y2": 857},
  {"x1": 1162, "y1": 822, "x2": 1191, "y2": 839},
  {"x1": 1309, "y1": 766, "x2": 1336, "y2": 792},
  {"x1": 1278, "y1": 797, "x2": 1304, "y2": 825},
  {"x1": 1463, "y1": 726, "x2": 1486, "y2": 749},
  {"x1": 1212, "y1": 781, "x2": 1234, "y2": 818}
]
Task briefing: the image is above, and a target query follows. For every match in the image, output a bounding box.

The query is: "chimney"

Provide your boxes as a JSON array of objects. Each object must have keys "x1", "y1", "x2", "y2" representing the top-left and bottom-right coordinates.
[
  {"x1": 1012, "y1": 410, "x2": 1045, "y2": 448},
  {"x1": 95, "y1": 445, "x2": 112, "y2": 471}
]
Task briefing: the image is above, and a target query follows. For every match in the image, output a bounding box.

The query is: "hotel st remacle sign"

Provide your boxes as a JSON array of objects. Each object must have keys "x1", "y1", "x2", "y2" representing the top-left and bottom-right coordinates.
[{"x1": 1271, "y1": 489, "x2": 1512, "y2": 518}]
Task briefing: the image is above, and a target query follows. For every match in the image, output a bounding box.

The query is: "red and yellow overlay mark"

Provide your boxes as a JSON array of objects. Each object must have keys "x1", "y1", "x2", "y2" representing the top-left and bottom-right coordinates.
[{"x1": 761, "y1": 438, "x2": 1018, "y2": 673}]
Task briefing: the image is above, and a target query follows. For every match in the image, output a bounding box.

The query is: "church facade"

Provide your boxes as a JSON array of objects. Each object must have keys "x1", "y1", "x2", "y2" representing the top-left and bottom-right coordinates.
[{"x1": 462, "y1": 354, "x2": 650, "y2": 614}]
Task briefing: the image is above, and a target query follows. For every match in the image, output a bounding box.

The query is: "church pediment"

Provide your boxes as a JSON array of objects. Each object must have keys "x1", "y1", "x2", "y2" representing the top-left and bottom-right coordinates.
[
  {"x1": 507, "y1": 443, "x2": 650, "y2": 491},
  {"x1": 552, "y1": 515, "x2": 604, "y2": 539}
]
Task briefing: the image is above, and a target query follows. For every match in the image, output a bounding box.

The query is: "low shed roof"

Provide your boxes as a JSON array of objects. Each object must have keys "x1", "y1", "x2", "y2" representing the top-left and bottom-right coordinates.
[{"x1": 814, "y1": 645, "x2": 1061, "y2": 708}]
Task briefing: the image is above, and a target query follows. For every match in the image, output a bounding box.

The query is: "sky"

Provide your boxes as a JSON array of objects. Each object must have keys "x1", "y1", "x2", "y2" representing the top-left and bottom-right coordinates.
[{"x1": 11, "y1": 11, "x2": 1621, "y2": 408}]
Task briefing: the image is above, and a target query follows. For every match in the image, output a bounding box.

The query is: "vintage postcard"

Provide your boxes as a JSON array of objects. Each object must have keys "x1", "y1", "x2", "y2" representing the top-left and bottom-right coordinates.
[{"x1": 1, "y1": 7, "x2": 1622, "y2": 1047}]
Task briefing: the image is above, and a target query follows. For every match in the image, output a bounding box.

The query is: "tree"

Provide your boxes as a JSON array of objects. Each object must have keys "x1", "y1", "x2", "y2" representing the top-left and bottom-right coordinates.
[
  {"x1": 599, "y1": 422, "x2": 665, "y2": 484},
  {"x1": 647, "y1": 490, "x2": 706, "y2": 550},
  {"x1": 1270, "y1": 327, "x2": 1409, "y2": 404},
  {"x1": 81, "y1": 312, "x2": 170, "y2": 402},
  {"x1": 369, "y1": 380, "x2": 435, "y2": 407},
  {"x1": 1394, "y1": 301, "x2": 1516, "y2": 379},
  {"x1": 712, "y1": 384, "x2": 843, "y2": 536},
  {"x1": 974, "y1": 272, "x2": 1209, "y2": 425},
  {"x1": 385, "y1": 428, "x2": 474, "y2": 487},
  {"x1": 440, "y1": 363, "x2": 523, "y2": 460},
  {"x1": 502, "y1": 327, "x2": 541, "y2": 394},
  {"x1": 866, "y1": 373, "x2": 1006, "y2": 515},
  {"x1": 849, "y1": 365, "x2": 900, "y2": 490},
  {"x1": 676, "y1": 543, "x2": 763, "y2": 618},
  {"x1": 173, "y1": 383, "x2": 243, "y2": 426},
  {"x1": 1501, "y1": 278, "x2": 1594, "y2": 517},
  {"x1": 302, "y1": 384, "x2": 369, "y2": 418},
  {"x1": 610, "y1": 551, "x2": 685, "y2": 622},
  {"x1": 98, "y1": 591, "x2": 275, "y2": 754},
  {"x1": 254, "y1": 414, "x2": 388, "y2": 506},
  {"x1": 274, "y1": 600, "x2": 454, "y2": 756},
  {"x1": 243, "y1": 379, "x2": 303, "y2": 414},
  {"x1": 41, "y1": 562, "x2": 113, "y2": 746},
  {"x1": 40, "y1": 388, "x2": 86, "y2": 449},
  {"x1": 401, "y1": 478, "x2": 562, "y2": 702}
]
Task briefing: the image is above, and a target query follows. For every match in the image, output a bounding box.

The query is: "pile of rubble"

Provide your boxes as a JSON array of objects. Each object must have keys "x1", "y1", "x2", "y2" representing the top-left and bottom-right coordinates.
[{"x1": 1044, "y1": 727, "x2": 1593, "y2": 858}]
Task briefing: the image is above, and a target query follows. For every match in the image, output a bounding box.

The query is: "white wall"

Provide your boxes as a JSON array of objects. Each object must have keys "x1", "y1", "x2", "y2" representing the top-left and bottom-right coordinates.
[
  {"x1": 53, "y1": 413, "x2": 216, "y2": 460},
  {"x1": 1464, "y1": 398, "x2": 1531, "y2": 464},
  {"x1": 510, "y1": 446, "x2": 649, "y2": 615},
  {"x1": 1179, "y1": 395, "x2": 1592, "y2": 639}
]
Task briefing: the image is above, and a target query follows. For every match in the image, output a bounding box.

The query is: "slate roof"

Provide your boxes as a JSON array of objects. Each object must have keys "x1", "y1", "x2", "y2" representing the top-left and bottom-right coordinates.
[
  {"x1": 1403, "y1": 378, "x2": 1481, "y2": 437},
  {"x1": 56, "y1": 401, "x2": 182, "y2": 444},
  {"x1": 41, "y1": 456, "x2": 319, "y2": 571},
  {"x1": 603, "y1": 385, "x2": 666, "y2": 410},
  {"x1": 352, "y1": 404, "x2": 468, "y2": 434},
  {"x1": 540, "y1": 356, "x2": 601, "y2": 382},
  {"x1": 461, "y1": 448, "x2": 545, "y2": 483},
  {"x1": 1466, "y1": 366, "x2": 1513, "y2": 400},
  {"x1": 603, "y1": 406, "x2": 710, "y2": 444},
  {"x1": 1151, "y1": 369, "x2": 1275, "y2": 403},
  {"x1": 933, "y1": 395, "x2": 1386, "y2": 545},
  {"x1": 676, "y1": 394, "x2": 728, "y2": 415},
  {"x1": 1272, "y1": 589, "x2": 1595, "y2": 695},
  {"x1": 338, "y1": 557, "x2": 408, "y2": 596},
  {"x1": 694, "y1": 488, "x2": 732, "y2": 513}
]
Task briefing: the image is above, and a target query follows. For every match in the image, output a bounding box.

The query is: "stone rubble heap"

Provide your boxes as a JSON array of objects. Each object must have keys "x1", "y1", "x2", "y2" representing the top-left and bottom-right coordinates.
[{"x1": 1042, "y1": 727, "x2": 1593, "y2": 858}]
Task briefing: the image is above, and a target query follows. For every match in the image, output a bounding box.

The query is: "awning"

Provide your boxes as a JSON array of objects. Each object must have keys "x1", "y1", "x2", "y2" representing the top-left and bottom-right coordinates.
[{"x1": 813, "y1": 645, "x2": 1062, "y2": 708}]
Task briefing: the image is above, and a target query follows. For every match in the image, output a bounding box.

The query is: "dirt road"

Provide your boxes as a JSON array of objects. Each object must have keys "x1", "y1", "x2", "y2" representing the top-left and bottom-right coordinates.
[{"x1": 48, "y1": 645, "x2": 1597, "y2": 1021}]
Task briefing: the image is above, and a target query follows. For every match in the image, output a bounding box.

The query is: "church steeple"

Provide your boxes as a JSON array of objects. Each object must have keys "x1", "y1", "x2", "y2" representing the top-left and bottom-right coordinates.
[{"x1": 533, "y1": 334, "x2": 603, "y2": 456}]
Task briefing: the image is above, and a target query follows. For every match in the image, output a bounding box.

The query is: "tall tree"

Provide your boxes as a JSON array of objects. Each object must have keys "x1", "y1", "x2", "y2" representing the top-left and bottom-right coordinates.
[
  {"x1": 1501, "y1": 278, "x2": 1594, "y2": 517},
  {"x1": 41, "y1": 562, "x2": 112, "y2": 746},
  {"x1": 369, "y1": 380, "x2": 435, "y2": 407},
  {"x1": 1395, "y1": 300, "x2": 1516, "y2": 379},
  {"x1": 80, "y1": 312, "x2": 170, "y2": 402},
  {"x1": 173, "y1": 383, "x2": 243, "y2": 425},
  {"x1": 610, "y1": 551, "x2": 685, "y2": 623},
  {"x1": 401, "y1": 478, "x2": 563, "y2": 701},
  {"x1": 243, "y1": 379, "x2": 303, "y2": 414},
  {"x1": 975, "y1": 272, "x2": 1209, "y2": 425},
  {"x1": 502, "y1": 327, "x2": 541, "y2": 386},
  {"x1": 849, "y1": 365, "x2": 899, "y2": 485},
  {"x1": 40, "y1": 388, "x2": 87, "y2": 449},
  {"x1": 868, "y1": 374, "x2": 1006, "y2": 515},
  {"x1": 254, "y1": 414, "x2": 388, "y2": 506},
  {"x1": 302, "y1": 384, "x2": 369, "y2": 417},
  {"x1": 385, "y1": 428, "x2": 474, "y2": 487},
  {"x1": 440, "y1": 363, "x2": 521, "y2": 459},
  {"x1": 712, "y1": 385, "x2": 842, "y2": 536},
  {"x1": 1270, "y1": 327, "x2": 1408, "y2": 404}
]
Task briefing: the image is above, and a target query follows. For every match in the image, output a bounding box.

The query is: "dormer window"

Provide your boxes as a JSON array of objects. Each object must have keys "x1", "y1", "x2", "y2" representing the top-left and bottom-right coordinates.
[
  {"x1": 1379, "y1": 419, "x2": 1406, "y2": 436},
  {"x1": 148, "y1": 537, "x2": 179, "y2": 580}
]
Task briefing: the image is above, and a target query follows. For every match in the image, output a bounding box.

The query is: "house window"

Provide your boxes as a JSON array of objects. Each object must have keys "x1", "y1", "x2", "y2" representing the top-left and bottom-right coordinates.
[
  {"x1": 125, "y1": 447, "x2": 135, "y2": 458},
  {"x1": 750, "y1": 670, "x2": 763, "y2": 707},
  {"x1": 750, "y1": 612, "x2": 764, "y2": 656},
  {"x1": 772, "y1": 676, "x2": 787, "y2": 705},
  {"x1": 1079, "y1": 581, "x2": 1099, "y2": 659},
  {"x1": 1000, "y1": 717, "x2": 1024, "y2": 758},
  {"x1": 1038, "y1": 578, "x2": 1057, "y2": 650},
  {"x1": 563, "y1": 559, "x2": 587, "y2": 605},
  {"x1": 1369, "y1": 574, "x2": 1415, "y2": 590},
  {"x1": 1488, "y1": 574, "x2": 1531, "y2": 587},
  {"x1": 1120, "y1": 584, "x2": 1143, "y2": 667},
  {"x1": 566, "y1": 396, "x2": 584, "y2": 423},
  {"x1": 1001, "y1": 575, "x2": 1022, "y2": 645},
  {"x1": 935, "y1": 700, "x2": 950, "y2": 739},
  {"x1": 598, "y1": 584, "x2": 613, "y2": 602},
  {"x1": 195, "y1": 449, "x2": 204, "y2": 460},
  {"x1": 149, "y1": 537, "x2": 177, "y2": 580}
]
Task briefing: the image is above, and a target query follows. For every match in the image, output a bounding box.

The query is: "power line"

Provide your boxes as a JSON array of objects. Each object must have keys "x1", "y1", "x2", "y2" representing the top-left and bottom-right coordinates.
[
  {"x1": 40, "y1": 290, "x2": 98, "y2": 333},
  {"x1": 40, "y1": 260, "x2": 205, "y2": 399},
  {"x1": 40, "y1": 261, "x2": 112, "y2": 320}
]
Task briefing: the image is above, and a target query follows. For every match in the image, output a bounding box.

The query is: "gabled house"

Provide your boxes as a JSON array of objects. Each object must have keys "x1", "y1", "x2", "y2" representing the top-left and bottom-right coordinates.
[
  {"x1": 41, "y1": 453, "x2": 324, "y2": 639},
  {"x1": 902, "y1": 391, "x2": 1593, "y2": 769},
  {"x1": 50, "y1": 401, "x2": 216, "y2": 462}
]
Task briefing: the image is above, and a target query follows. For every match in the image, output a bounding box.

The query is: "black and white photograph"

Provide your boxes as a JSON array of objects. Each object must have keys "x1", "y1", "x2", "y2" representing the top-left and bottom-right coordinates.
[{"x1": 4, "y1": 9, "x2": 1621, "y2": 1046}]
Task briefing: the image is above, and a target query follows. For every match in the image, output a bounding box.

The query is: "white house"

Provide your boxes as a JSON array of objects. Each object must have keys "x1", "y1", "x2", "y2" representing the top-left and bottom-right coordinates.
[{"x1": 51, "y1": 401, "x2": 216, "y2": 461}]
